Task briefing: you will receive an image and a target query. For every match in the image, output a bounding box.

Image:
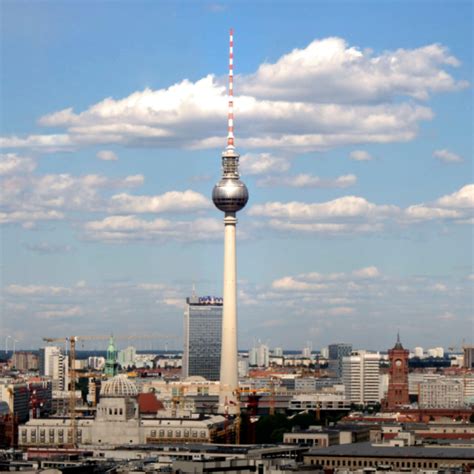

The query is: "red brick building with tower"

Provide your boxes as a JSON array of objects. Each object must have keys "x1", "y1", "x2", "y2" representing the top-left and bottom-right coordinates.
[{"x1": 384, "y1": 334, "x2": 410, "y2": 410}]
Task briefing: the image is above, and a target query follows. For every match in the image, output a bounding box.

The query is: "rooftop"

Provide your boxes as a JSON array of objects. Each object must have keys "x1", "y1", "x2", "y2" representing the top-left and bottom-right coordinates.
[{"x1": 307, "y1": 442, "x2": 474, "y2": 460}]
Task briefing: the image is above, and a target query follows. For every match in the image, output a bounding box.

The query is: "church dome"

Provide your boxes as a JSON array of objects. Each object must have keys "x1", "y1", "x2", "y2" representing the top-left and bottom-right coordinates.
[{"x1": 100, "y1": 375, "x2": 138, "y2": 398}]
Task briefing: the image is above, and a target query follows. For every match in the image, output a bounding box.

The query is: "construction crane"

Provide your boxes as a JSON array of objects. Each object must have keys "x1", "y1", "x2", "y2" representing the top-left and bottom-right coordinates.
[{"x1": 42, "y1": 333, "x2": 178, "y2": 447}]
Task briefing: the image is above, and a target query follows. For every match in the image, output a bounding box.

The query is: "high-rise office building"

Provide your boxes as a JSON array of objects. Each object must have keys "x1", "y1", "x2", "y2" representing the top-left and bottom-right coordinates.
[
  {"x1": 328, "y1": 343, "x2": 352, "y2": 378},
  {"x1": 249, "y1": 342, "x2": 269, "y2": 367},
  {"x1": 342, "y1": 351, "x2": 381, "y2": 405},
  {"x1": 463, "y1": 346, "x2": 474, "y2": 369},
  {"x1": 38, "y1": 346, "x2": 69, "y2": 391},
  {"x1": 183, "y1": 295, "x2": 223, "y2": 381},
  {"x1": 118, "y1": 346, "x2": 136, "y2": 369}
]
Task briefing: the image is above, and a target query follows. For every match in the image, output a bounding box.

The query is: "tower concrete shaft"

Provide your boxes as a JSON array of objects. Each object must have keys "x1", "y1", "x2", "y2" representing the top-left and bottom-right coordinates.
[
  {"x1": 219, "y1": 213, "x2": 239, "y2": 414},
  {"x1": 212, "y1": 28, "x2": 248, "y2": 416}
]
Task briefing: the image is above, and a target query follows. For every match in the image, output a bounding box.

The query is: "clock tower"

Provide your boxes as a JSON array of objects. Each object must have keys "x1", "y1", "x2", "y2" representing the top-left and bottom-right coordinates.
[{"x1": 385, "y1": 333, "x2": 409, "y2": 410}]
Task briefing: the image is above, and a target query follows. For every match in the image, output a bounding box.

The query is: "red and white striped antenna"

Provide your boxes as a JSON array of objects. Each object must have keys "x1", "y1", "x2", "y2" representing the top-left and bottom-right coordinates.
[{"x1": 227, "y1": 28, "x2": 235, "y2": 149}]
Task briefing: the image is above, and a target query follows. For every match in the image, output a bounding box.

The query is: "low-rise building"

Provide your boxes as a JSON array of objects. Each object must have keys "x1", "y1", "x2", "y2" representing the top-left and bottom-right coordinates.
[
  {"x1": 304, "y1": 442, "x2": 474, "y2": 470},
  {"x1": 419, "y1": 378, "x2": 464, "y2": 408},
  {"x1": 19, "y1": 375, "x2": 228, "y2": 447},
  {"x1": 9, "y1": 352, "x2": 38, "y2": 371},
  {"x1": 0, "y1": 378, "x2": 29, "y2": 422}
]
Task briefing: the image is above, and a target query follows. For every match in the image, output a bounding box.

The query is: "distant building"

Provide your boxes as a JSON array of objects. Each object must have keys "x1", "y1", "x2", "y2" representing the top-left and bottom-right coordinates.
[
  {"x1": 118, "y1": 346, "x2": 136, "y2": 369},
  {"x1": 0, "y1": 379, "x2": 29, "y2": 423},
  {"x1": 413, "y1": 346, "x2": 424, "y2": 358},
  {"x1": 384, "y1": 334, "x2": 409, "y2": 410},
  {"x1": 427, "y1": 347, "x2": 444, "y2": 358},
  {"x1": 419, "y1": 378, "x2": 464, "y2": 408},
  {"x1": 342, "y1": 351, "x2": 381, "y2": 405},
  {"x1": 183, "y1": 295, "x2": 223, "y2": 381},
  {"x1": 273, "y1": 347, "x2": 283, "y2": 357},
  {"x1": 328, "y1": 343, "x2": 352, "y2": 378},
  {"x1": 463, "y1": 345, "x2": 474, "y2": 369},
  {"x1": 38, "y1": 346, "x2": 69, "y2": 390},
  {"x1": 10, "y1": 352, "x2": 38, "y2": 371},
  {"x1": 249, "y1": 342, "x2": 269, "y2": 367},
  {"x1": 88, "y1": 356, "x2": 105, "y2": 370},
  {"x1": 302, "y1": 346, "x2": 312, "y2": 358},
  {"x1": 28, "y1": 379, "x2": 52, "y2": 418}
]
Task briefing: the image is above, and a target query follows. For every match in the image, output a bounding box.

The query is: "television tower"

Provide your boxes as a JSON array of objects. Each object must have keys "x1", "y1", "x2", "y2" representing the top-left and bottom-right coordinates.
[{"x1": 212, "y1": 28, "x2": 249, "y2": 415}]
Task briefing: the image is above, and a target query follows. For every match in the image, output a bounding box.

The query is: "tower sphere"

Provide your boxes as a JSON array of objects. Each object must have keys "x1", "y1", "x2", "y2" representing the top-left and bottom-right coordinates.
[{"x1": 212, "y1": 178, "x2": 249, "y2": 213}]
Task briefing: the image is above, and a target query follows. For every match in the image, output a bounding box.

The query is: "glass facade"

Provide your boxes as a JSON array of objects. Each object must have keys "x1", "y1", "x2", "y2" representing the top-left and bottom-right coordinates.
[
  {"x1": 183, "y1": 296, "x2": 223, "y2": 381},
  {"x1": 328, "y1": 343, "x2": 353, "y2": 379}
]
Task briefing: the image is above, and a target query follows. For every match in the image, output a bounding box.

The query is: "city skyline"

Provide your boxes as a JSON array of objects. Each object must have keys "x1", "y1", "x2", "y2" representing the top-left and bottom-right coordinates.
[{"x1": 1, "y1": 1, "x2": 472, "y2": 350}]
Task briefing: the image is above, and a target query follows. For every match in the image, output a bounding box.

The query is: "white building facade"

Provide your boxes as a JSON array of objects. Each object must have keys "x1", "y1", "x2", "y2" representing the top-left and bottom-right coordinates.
[{"x1": 342, "y1": 351, "x2": 381, "y2": 405}]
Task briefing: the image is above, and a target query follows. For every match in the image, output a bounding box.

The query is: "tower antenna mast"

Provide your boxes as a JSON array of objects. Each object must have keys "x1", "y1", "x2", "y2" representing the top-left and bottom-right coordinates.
[{"x1": 227, "y1": 28, "x2": 235, "y2": 149}]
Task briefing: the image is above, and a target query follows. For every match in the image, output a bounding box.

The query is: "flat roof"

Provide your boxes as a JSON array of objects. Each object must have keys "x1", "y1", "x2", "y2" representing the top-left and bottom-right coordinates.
[{"x1": 306, "y1": 442, "x2": 474, "y2": 460}]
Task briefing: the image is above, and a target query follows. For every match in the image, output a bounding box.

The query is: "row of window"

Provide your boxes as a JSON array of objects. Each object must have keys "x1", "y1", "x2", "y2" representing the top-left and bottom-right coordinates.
[
  {"x1": 21, "y1": 429, "x2": 82, "y2": 444},
  {"x1": 98, "y1": 407, "x2": 124, "y2": 416},
  {"x1": 309, "y1": 458, "x2": 442, "y2": 469},
  {"x1": 148, "y1": 429, "x2": 207, "y2": 439}
]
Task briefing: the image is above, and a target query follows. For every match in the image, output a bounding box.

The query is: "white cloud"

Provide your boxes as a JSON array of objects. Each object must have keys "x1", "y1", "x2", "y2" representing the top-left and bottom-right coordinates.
[
  {"x1": 272, "y1": 276, "x2": 328, "y2": 291},
  {"x1": 6, "y1": 284, "x2": 72, "y2": 296},
  {"x1": 36, "y1": 305, "x2": 83, "y2": 319},
  {"x1": 352, "y1": 266, "x2": 380, "y2": 278},
  {"x1": 83, "y1": 216, "x2": 222, "y2": 242},
  {"x1": 0, "y1": 210, "x2": 65, "y2": 226},
  {"x1": 249, "y1": 184, "x2": 473, "y2": 236},
  {"x1": 257, "y1": 173, "x2": 356, "y2": 188},
  {"x1": 249, "y1": 196, "x2": 398, "y2": 220},
  {"x1": 327, "y1": 306, "x2": 355, "y2": 316},
  {"x1": 433, "y1": 148, "x2": 463, "y2": 163},
  {"x1": 431, "y1": 283, "x2": 448, "y2": 292},
  {"x1": 109, "y1": 190, "x2": 210, "y2": 213},
  {"x1": 239, "y1": 153, "x2": 291, "y2": 175},
  {"x1": 0, "y1": 172, "x2": 144, "y2": 225},
  {"x1": 240, "y1": 38, "x2": 467, "y2": 103},
  {"x1": 1, "y1": 37, "x2": 465, "y2": 153},
  {"x1": 436, "y1": 184, "x2": 474, "y2": 209},
  {"x1": 438, "y1": 311, "x2": 456, "y2": 321},
  {"x1": 97, "y1": 150, "x2": 119, "y2": 161},
  {"x1": 22, "y1": 242, "x2": 73, "y2": 254},
  {"x1": 265, "y1": 219, "x2": 382, "y2": 235},
  {"x1": 350, "y1": 150, "x2": 373, "y2": 161},
  {"x1": 0, "y1": 153, "x2": 36, "y2": 175},
  {"x1": 272, "y1": 266, "x2": 381, "y2": 292},
  {"x1": 404, "y1": 205, "x2": 461, "y2": 221}
]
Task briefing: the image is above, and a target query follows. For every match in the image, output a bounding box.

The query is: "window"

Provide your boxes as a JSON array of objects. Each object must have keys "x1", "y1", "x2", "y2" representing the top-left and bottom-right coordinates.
[
  {"x1": 151, "y1": 430, "x2": 156, "y2": 438},
  {"x1": 159, "y1": 430, "x2": 165, "y2": 437},
  {"x1": 200, "y1": 430, "x2": 206, "y2": 438},
  {"x1": 167, "y1": 430, "x2": 173, "y2": 438}
]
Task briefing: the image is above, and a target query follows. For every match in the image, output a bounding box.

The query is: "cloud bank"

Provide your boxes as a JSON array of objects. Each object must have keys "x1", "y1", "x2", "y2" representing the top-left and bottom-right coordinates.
[{"x1": 1, "y1": 38, "x2": 466, "y2": 153}]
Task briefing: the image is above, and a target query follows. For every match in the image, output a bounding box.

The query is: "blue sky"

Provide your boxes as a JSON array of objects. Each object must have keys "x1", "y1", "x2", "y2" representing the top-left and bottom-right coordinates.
[{"x1": 1, "y1": 0, "x2": 472, "y2": 351}]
